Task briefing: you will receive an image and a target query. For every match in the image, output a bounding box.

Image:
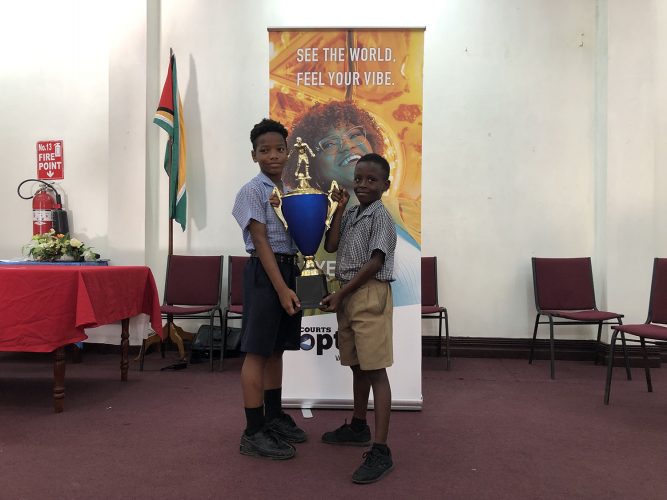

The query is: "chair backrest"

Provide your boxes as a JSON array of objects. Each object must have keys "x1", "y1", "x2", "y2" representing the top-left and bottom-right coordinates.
[
  {"x1": 228, "y1": 255, "x2": 250, "y2": 307},
  {"x1": 648, "y1": 258, "x2": 667, "y2": 324},
  {"x1": 163, "y1": 255, "x2": 223, "y2": 307},
  {"x1": 532, "y1": 257, "x2": 596, "y2": 311},
  {"x1": 421, "y1": 256, "x2": 439, "y2": 307}
]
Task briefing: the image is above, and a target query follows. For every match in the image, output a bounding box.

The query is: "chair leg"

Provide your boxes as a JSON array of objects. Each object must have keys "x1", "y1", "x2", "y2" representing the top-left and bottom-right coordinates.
[
  {"x1": 604, "y1": 329, "x2": 619, "y2": 405},
  {"x1": 529, "y1": 314, "x2": 540, "y2": 364},
  {"x1": 594, "y1": 323, "x2": 603, "y2": 365},
  {"x1": 218, "y1": 309, "x2": 227, "y2": 369},
  {"x1": 219, "y1": 310, "x2": 228, "y2": 371},
  {"x1": 444, "y1": 309, "x2": 451, "y2": 370},
  {"x1": 619, "y1": 332, "x2": 632, "y2": 381},
  {"x1": 208, "y1": 314, "x2": 215, "y2": 371},
  {"x1": 640, "y1": 337, "x2": 653, "y2": 393},
  {"x1": 437, "y1": 312, "x2": 442, "y2": 358},
  {"x1": 548, "y1": 315, "x2": 555, "y2": 380}
]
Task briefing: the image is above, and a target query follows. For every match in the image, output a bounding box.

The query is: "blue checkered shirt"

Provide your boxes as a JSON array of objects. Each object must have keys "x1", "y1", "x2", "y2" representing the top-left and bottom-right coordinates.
[
  {"x1": 232, "y1": 173, "x2": 298, "y2": 254},
  {"x1": 335, "y1": 200, "x2": 396, "y2": 282}
]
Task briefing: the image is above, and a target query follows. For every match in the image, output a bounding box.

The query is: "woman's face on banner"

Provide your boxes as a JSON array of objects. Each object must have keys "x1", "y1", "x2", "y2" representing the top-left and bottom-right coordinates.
[{"x1": 314, "y1": 124, "x2": 373, "y2": 191}]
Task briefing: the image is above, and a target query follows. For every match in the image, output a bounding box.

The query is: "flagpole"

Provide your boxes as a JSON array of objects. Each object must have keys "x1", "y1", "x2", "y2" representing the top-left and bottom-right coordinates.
[
  {"x1": 169, "y1": 216, "x2": 173, "y2": 255},
  {"x1": 168, "y1": 47, "x2": 174, "y2": 257},
  {"x1": 163, "y1": 47, "x2": 188, "y2": 362},
  {"x1": 150, "y1": 48, "x2": 190, "y2": 362}
]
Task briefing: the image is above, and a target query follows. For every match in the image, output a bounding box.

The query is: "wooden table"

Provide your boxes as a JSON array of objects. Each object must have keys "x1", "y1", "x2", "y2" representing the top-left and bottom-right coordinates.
[{"x1": 0, "y1": 265, "x2": 163, "y2": 412}]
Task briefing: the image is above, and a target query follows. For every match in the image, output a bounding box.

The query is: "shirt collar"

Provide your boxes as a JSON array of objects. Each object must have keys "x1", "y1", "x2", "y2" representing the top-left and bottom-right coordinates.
[
  {"x1": 351, "y1": 199, "x2": 384, "y2": 219},
  {"x1": 257, "y1": 172, "x2": 277, "y2": 188}
]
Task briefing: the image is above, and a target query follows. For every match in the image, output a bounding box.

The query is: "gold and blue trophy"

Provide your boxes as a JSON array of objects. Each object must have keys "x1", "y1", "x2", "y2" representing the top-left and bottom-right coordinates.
[{"x1": 272, "y1": 138, "x2": 338, "y2": 308}]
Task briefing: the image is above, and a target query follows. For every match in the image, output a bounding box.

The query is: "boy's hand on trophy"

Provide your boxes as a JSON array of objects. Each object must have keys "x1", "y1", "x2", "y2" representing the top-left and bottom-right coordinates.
[
  {"x1": 279, "y1": 288, "x2": 301, "y2": 316},
  {"x1": 331, "y1": 187, "x2": 349, "y2": 209},
  {"x1": 269, "y1": 192, "x2": 281, "y2": 208},
  {"x1": 319, "y1": 291, "x2": 342, "y2": 312}
]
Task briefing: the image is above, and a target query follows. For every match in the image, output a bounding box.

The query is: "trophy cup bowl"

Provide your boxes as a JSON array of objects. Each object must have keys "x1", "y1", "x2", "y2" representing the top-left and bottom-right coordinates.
[{"x1": 272, "y1": 178, "x2": 339, "y2": 309}]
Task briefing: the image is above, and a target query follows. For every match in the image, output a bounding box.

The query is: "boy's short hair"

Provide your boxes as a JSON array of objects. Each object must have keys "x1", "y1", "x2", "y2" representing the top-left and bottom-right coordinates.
[
  {"x1": 358, "y1": 153, "x2": 390, "y2": 180},
  {"x1": 250, "y1": 118, "x2": 288, "y2": 149}
]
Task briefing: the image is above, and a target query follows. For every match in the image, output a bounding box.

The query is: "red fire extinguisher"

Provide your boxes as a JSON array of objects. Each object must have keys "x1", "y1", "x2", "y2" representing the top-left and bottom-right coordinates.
[
  {"x1": 18, "y1": 179, "x2": 69, "y2": 236},
  {"x1": 32, "y1": 187, "x2": 56, "y2": 235}
]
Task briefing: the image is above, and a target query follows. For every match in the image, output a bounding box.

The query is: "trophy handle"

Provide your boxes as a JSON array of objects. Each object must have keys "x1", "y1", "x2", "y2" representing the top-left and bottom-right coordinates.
[
  {"x1": 325, "y1": 180, "x2": 339, "y2": 230},
  {"x1": 271, "y1": 187, "x2": 289, "y2": 230}
]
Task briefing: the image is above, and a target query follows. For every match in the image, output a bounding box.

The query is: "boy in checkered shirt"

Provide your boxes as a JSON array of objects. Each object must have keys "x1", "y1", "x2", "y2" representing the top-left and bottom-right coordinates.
[
  {"x1": 232, "y1": 118, "x2": 306, "y2": 460},
  {"x1": 320, "y1": 153, "x2": 397, "y2": 484}
]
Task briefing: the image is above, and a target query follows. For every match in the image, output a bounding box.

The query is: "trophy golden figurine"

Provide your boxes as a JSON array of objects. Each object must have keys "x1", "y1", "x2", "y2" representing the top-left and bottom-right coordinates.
[{"x1": 272, "y1": 137, "x2": 339, "y2": 308}]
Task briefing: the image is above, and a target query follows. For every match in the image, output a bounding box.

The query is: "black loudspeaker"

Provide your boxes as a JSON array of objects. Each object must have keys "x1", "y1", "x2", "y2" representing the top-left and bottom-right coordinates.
[{"x1": 190, "y1": 325, "x2": 241, "y2": 363}]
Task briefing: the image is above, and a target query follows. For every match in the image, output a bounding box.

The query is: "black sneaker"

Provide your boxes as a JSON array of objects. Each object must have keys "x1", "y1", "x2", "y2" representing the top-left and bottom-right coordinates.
[
  {"x1": 239, "y1": 427, "x2": 296, "y2": 460},
  {"x1": 352, "y1": 445, "x2": 394, "y2": 484},
  {"x1": 321, "y1": 420, "x2": 371, "y2": 446},
  {"x1": 266, "y1": 412, "x2": 308, "y2": 443}
]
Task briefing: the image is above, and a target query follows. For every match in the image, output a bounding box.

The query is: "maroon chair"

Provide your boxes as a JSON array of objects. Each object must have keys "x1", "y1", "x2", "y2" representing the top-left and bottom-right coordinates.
[
  {"x1": 221, "y1": 255, "x2": 249, "y2": 370},
  {"x1": 140, "y1": 255, "x2": 224, "y2": 371},
  {"x1": 529, "y1": 257, "x2": 629, "y2": 379},
  {"x1": 421, "y1": 256, "x2": 450, "y2": 369},
  {"x1": 605, "y1": 258, "x2": 667, "y2": 404}
]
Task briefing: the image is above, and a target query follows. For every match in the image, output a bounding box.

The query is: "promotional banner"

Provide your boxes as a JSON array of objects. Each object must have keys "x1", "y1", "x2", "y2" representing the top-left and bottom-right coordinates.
[{"x1": 269, "y1": 28, "x2": 424, "y2": 409}]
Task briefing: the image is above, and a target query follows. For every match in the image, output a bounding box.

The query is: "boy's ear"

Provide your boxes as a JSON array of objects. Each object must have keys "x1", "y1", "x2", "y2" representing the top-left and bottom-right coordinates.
[
  {"x1": 384, "y1": 179, "x2": 391, "y2": 192},
  {"x1": 251, "y1": 149, "x2": 257, "y2": 162}
]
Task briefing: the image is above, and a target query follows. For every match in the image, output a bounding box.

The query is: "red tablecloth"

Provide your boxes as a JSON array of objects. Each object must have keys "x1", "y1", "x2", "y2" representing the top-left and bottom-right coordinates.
[{"x1": 0, "y1": 266, "x2": 162, "y2": 352}]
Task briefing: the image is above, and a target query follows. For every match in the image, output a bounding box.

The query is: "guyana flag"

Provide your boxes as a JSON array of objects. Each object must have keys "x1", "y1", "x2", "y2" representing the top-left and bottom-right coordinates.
[{"x1": 154, "y1": 53, "x2": 187, "y2": 230}]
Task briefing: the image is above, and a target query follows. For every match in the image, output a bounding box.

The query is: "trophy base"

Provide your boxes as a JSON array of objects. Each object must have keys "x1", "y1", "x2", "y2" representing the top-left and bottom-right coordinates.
[{"x1": 296, "y1": 274, "x2": 329, "y2": 309}]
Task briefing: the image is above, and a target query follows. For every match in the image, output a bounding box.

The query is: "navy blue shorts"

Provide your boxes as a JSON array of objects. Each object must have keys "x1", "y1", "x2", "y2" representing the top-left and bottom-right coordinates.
[{"x1": 240, "y1": 256, "x2": 303, "y2": 357}]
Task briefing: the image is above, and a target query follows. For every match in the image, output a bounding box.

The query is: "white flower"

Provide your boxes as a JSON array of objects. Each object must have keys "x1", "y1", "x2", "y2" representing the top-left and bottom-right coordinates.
[
  {"x1": 83, "y1": 249, "x2": 97, "y2": 261},
  {"x1": 69, "y1": 238, "x2": 83, "y2": 248}
]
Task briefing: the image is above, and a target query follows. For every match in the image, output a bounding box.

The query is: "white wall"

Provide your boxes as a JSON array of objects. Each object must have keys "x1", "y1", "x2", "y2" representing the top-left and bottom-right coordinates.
[
  {"x1": 1, "y1": 1, "x2": 110, "y2": 258},
  {"x1": 108, "y1": 1, "x2": 151, "y2": 266},
  {"x1": 1, "y1": 0, "x2": 665, "y2": 341},
  {"x1": 656, "y1": 2, "x2": 667, "y2": 259},
  {"x1": 423, "y1": 1, "x2": 597, "y2": 338},
  {"x1": 603, "y1": 0, "x2": 666, "y2": 326}
]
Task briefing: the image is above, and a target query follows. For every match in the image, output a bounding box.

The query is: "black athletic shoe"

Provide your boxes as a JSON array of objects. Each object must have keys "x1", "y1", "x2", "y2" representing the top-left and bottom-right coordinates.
[
  {"x1": 352, "y1": 445, "x2": 394, "y2": 484},
  {"x1": 321, "y1": 420, "x2": 371, "y2": 446},
  {"x1": 239, "y1": 427, "x2": 296, "y2": 460},
  {"x1": 266, "y1": 412, "x2": 308, "y2": 443}
]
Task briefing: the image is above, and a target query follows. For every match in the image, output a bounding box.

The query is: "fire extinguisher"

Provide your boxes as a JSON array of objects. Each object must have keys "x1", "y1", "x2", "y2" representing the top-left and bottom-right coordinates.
[
  {"x1": 32, "y1": 187, "x2": 55, "y2": 235},
  {"x1": 17, "y1": 179, "x2": 70, "y2": 236}
]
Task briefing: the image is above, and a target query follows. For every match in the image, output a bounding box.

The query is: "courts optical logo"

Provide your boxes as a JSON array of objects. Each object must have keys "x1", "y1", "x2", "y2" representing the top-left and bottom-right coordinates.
[{"x1": 300, "y1": 326, "x2": 338, "y2": 355}]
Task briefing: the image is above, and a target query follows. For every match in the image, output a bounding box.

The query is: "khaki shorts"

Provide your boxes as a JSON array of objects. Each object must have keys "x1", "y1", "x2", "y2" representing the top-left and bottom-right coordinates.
[{"x1": 336, "y1": 279, "x2": 393, "y2": 370}]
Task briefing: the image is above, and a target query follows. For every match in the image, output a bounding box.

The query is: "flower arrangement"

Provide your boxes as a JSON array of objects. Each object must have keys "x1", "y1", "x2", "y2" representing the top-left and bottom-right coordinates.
[{"x1": 23, "y1": 229, "x2": 100, "y2": 262}]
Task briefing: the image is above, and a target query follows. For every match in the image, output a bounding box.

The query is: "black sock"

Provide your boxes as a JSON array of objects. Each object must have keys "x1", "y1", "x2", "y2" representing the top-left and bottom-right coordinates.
[
  {"x1": 350, "y1": 417, "x2": 367, "y2": 432},
  {"x1": 264, "y1": 387, "x2": 282, "y2": 422},
  {"x1": 244, "y1": 406, "x2": 264, "y2": 436},
  {"x1": 372, "y1": 443, "x2": 390, "y2": 454}
]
